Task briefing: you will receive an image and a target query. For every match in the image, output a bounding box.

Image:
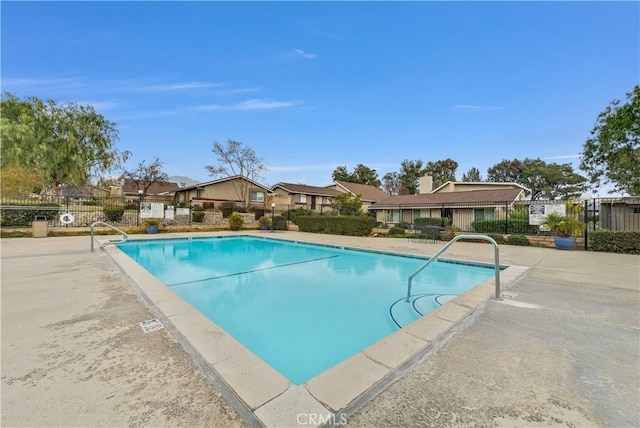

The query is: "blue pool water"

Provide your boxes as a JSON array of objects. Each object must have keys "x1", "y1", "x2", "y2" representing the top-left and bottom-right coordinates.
[{"x1": 117, "y1": 236, "x2": 495, "y2": 385}]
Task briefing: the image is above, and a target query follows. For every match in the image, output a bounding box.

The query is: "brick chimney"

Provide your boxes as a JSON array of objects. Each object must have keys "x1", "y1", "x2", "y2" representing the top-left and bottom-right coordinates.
[{"x1": 419, "y1": 175, "x2": 433, "y2": 194}]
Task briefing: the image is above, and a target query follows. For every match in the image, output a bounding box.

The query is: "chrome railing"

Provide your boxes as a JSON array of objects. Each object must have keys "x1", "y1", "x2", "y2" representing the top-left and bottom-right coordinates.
[
  {"x1": 406, "y1": 234, "x2": 501, "y2": 302},
  {"x1": 90, "y1": 221, "x2": 128, "y2": 251}
]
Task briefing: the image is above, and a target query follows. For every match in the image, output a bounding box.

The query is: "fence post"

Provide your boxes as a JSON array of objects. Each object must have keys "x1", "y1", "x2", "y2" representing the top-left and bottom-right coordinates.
[
  {"x1": 505, "y1": 201, "x2": 509, "y2": 234},
  {"x1": 584, "y1": 199, "x2": 589, "y2": 250}
]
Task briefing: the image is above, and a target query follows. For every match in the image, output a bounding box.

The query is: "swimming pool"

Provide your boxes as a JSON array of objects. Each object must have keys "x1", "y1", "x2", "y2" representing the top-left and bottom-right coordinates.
[{"x1": 117, "y1": 236, "x2": 496, "y2": 385}]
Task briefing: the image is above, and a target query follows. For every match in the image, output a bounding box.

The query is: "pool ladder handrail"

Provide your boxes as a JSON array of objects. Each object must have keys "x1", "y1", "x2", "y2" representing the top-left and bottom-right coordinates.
[
  {"x1": 406, "y1": 234, "x2": 501, "y2": 302},
  {"x1": 90, "y1": 221, "x2": 128, "y2": 251}
]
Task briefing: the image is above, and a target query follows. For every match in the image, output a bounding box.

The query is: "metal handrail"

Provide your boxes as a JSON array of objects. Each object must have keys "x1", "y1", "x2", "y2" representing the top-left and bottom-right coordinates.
[
  {"x1": 90, "y1": 221, "x2": 128, "y2": 251},
  {"x1": 406, "y1": 234, "x2": 501, "y2": 302}
]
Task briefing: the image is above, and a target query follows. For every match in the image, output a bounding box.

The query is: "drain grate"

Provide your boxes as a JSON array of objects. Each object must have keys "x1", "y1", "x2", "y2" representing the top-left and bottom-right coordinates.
[
  {"x1": 502, "y1": 291, "x2": 518, "y2": 299},
  {"x1": 140, "y1": 319, "x2": 164, "y2": 333}
]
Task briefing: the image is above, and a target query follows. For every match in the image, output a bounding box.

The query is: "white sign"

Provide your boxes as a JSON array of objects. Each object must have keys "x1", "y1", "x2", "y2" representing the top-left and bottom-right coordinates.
[
  {"x1": 140, "y1": 202, "x2": 152, "y2": 219},
  {"x1": 150, "y1": 202, "x2": 164, "y2": 218},
  {"x1": 165, "y1": 205, "x2": 175, "y2": 220},
  {"x1": 529, "y1": 204, "x2": 566, "y2": 225},
  {"x1": 176, "y1": 208, "x2": 190, "y2": 216}
]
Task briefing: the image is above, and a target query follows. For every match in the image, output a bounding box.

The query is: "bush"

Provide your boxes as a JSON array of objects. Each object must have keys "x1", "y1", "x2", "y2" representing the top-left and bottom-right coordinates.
[
  {"x1": 397, "y1": 221, "x2": 409, "y2": 230},
  {"x1": 192, "y1": 211, "x2": 205, "y2": 223},
  {"x1": 192, "y1": 204, "x2": 204, "y2": 211},
  {"x1": 589, "y1": 231, "x2": 640, "y2": 254},
  {"x1": 0, "y1": 203, "x2": 61, "y2": 226},
  {"x1": 124, "y1": 202, "x2": 138, "y2": 210},
  {"x1": 103, "y1": 206, "x2": 125, "y2": 222},
  {"x1": 415, "y1": 217, "x2": 450, "y2": 228},
  {"x1": 81, "y1": 199, "x2": 99, "y2": 206},
  {"x1": 228, "y1": 213, "x2": 244, "y2": 230},
  {"x1": 507, "y1": 234, "x2": 530, "y2": 246},
  {"x1": 442, "y1": 226, "x2": 461, "y2": 241},
  {"x1": 472, "y1": 219, "x2": 539, "y2": 235},
  {"x1": 389, "y1": 226, "x2": 405, "y2": 235},
  {"x1": 287, "y1": 207, "x2": 316, "y2": 225},
  {"x1": 488, "y1": 233, "x2": 507, "y2": 244},
  {"x1": 296, "y1": 215, "x2": 375, "y2": 236}
]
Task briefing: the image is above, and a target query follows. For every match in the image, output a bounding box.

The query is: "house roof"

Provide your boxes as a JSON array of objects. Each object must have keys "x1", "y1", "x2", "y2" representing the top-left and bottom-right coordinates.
[
  {"x1": 370, "y1": 188, "x2": 526, "y2": 209},
  {"x1": 175, "y1": 175, "x2": 272, "y2": 193},
  {"x1": 431, "y1": 181, "x2": 531, "y2": 194},
  {"x1": 122, "y1": 178, "x2": 180, "y2": 195},
  {"x1": 273, "y1": 182, "x2": 341, "y2": 197},
  {"x1": 332, "y1": 181, "x2": 388, "y2": 201}
]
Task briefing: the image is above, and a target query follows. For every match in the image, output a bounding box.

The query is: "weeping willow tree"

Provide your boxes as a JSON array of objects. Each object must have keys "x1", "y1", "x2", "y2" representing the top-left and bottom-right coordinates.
[{"x1": 0, "y1": 92, "x2": 130, "y2": 196}]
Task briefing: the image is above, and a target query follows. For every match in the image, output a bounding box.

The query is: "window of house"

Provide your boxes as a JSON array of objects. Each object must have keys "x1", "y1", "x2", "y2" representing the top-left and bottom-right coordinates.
[
  {"x1": 385, "y1": 209, "x2": 400, "y2": 224},
  {"x1": 295, "y1": 194, "x2": 307, "y2": 204},
  {"x1": 474, "y1": 208, "x2": 495, "y2": 221},
  {"x1": 250, "y1": 190, "x2": 265, "y2": 202}
]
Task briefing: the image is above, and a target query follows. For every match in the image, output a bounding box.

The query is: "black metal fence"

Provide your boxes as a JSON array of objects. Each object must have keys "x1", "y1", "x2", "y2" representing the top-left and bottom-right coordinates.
[
  {"x1": 0, "y1": 193, "x2": 338, "y2": 228},
  {"x1": 2, "y1": 193, "x2": 638, "y2": 243}
]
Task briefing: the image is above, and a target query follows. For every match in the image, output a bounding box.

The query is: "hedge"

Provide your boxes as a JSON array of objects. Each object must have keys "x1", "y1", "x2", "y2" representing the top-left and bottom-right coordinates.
[
  {"x1": 414, "y1": 217, "x2": 450, "y2": 228},
  {"x1": 0, "y1": 204, "x2": 61, "y2": 226},
  {"x1": 589, "y1": 231, "x2": 640, "y2": 254},
  {"x1": 472, "y1": 219, "x2": 539, "y2": 235},
  {"x1": 296, "y1": 215, "x2": 375, "y2": 236},
  {"x1": 103, "y1": 206, "x2": 125, "y2": 222}
]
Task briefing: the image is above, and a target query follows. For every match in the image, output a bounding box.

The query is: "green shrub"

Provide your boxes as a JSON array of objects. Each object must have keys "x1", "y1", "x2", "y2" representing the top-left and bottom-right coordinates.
[
  {"x1": 124, "y1": 202, "x2": 138, "y2": 210},
  {"x1": 507, "y1": 234, "x2": 530, "y2": 246},
  {"x1": 81, "y1": 199, "x2": 99, "y2": 206},
  {"x1": 103, "y1": 206, "x2": 125, "y2": 222},
  {"x1": 0, "y1": 203, "x2": 61, "y2": 226},
  {"x1": 442, "y1": 226, "x2": 461, "y2": 241},
  {"x1": 389, "y1": 226, "x2": 405, "y2": 235},
  {"x1": 488, "y1": 233, "x2": 507, "y2": 244},
  {"x1": 228, "y1": 213, "x2": 244, "y2": 230},
  {"x1": 472, "y1": 219, "x2": 539, "y2": 235},
  {"x1": 192, "y1": 204, "x2": 204, "y2": 211},
  {"x1": 287, "y1": 207, "x2": 316, "y2": 225},
  {"x1": 192, "y1": 211, "x2": 205, "y2": 223},
  {"x1": 296, "y1": 215, "x2": 375, "y2": 236},
  {"x1": 397, "y1": 221, "x2": 409, "y2": 230},
  {"x1": 415, "y1": 217, "x2": 450, "y2": 228},
  {"x1": 589, "y1": 231, "x2": 640, "y2": 254}
]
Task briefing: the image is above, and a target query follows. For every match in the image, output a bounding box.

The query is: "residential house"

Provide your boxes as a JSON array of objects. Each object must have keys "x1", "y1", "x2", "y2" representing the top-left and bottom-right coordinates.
[
  {"x1": 112, "y1": 178, "x2": 180, "y2": 202},
  {"x1": 271, "y1": 182, "x2": 341, "y2": 213},
  {"x1": 325, "y1": 181, "x2": 389, "y2": 212},
  {"x1": 174, "y1": 175, "x2": 272, "y2": 210},
  {"x1": 597, "y1": 197, "x2": 640, "y2": 231},
  {"x1": 369, "y1": 175, "x2": 529, "y2": 231}
]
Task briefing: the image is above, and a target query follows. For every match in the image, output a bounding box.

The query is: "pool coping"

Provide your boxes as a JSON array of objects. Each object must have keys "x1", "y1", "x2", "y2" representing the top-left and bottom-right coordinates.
[{"x1": 102, "y1": 232, "x2": 529, "y2": 428}]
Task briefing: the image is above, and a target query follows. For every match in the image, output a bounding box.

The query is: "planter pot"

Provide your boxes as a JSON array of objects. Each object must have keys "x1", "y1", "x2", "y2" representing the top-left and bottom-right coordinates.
[
  {"x1": 146, "y1": 225, "x2": 159, "y2": 234},
  {"x1": 554, "y1": 236, "x2": 575, "y2": 250}
]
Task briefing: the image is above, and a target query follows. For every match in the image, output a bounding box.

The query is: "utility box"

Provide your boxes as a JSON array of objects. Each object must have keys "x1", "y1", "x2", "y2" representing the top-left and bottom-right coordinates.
[{"x1": 32, "y1": 215, "x2": 48, "y2": 238}]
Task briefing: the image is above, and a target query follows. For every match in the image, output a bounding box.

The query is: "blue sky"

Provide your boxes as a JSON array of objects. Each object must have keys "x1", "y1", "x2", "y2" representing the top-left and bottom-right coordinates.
[{"x1": 2, "y1": 2, "x2": 638, "y2": 192}]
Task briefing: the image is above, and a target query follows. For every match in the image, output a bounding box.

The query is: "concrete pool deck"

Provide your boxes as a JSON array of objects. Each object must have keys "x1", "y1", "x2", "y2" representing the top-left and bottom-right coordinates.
[{"x1": 2, "y1": 231, "x2": 639, "y2": 427}]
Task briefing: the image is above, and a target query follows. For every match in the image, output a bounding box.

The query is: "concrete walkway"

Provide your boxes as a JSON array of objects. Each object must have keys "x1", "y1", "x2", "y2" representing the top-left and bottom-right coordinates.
[{"x1": 1, "y1": 233, "x2": 638, "y2": 427}]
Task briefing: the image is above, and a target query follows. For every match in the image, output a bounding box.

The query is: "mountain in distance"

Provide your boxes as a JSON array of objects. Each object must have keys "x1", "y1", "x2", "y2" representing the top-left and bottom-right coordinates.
[{"x1": 168, "y1": 176, "x2": 200, "y2": 188}]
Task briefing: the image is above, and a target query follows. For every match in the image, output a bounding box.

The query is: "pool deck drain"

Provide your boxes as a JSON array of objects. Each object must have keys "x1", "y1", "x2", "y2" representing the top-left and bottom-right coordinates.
[{"x1": 103, "y1": 232, "x2": 529, "y2": 427}]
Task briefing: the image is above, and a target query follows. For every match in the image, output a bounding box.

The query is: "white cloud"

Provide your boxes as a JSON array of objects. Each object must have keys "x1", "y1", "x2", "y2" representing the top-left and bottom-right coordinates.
[
  {"x1": 453, "y1": 104, "x2": 504, "y2": 111},
  {"x1": 136, "y1": 81, "x2": 223, "y2": 92},
  {"x1": 293, "y1": 49, "x2": 317, "y2": 59}
]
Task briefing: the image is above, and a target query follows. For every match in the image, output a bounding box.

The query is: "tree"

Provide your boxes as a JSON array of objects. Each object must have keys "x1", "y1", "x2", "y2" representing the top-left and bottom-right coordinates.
[
  {"x1": 331, "y1": 164, "x2": 381, "y2": 187},
  {"x1": 486, "y1": 159, "x2": 523, "y2": 183},
  {"x1": 581, "y1": 85, "x2": 640, "y2": 195},
  {"x1": 0, "y1": 92, "x2": 130, "y2": 194},
  {"x1": 398, "y1": 159, "x2": 427, "y2": 194},
  {"x1": 424, "y1": 158, "x2": 458, "y2": 188},
  {"x1": 121, "y1": 157, "x2": 169, "y2": 197},
  {"x1": 332, "y1": 192, "x2": 363, "y2": 215},
  {"x1": 204, "y1": 139, "x2": 267, "y2": 207},
  {"x1": 461, "y1": 167, "x2": 483, "y2": 182},
  {"x1": 487, "y1": 157, "x2": 585, "y2": 200},
  {"x1": 0, "y1": 164, "x2": 44, "y2": 194},
  {"x1": 381, "y1": 172, "x2": 402, "y2": 195}
]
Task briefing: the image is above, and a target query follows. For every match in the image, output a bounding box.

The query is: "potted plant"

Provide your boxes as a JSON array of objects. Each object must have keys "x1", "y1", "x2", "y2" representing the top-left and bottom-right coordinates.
[
  {"x1": 540, "y1": 212, "x2": 584, "y2": 250},
  {"x1": 258, "y1": 216, "x2": 271, "y2": 231},
  {"x1": 144, "y1": 219, "x2": 162, "y2": 234}
]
